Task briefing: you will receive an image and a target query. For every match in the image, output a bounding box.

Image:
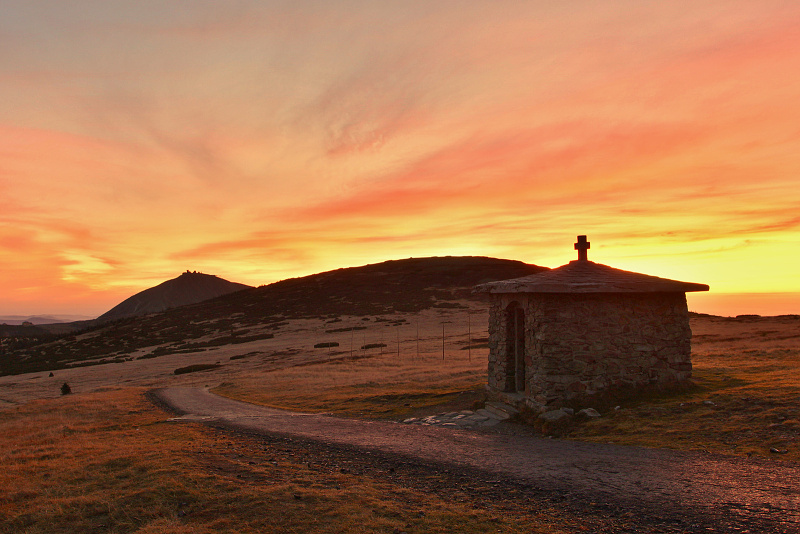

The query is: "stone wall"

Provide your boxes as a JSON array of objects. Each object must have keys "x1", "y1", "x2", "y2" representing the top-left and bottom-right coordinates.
[{"x1": 487, "y1": 292, "x2": 692, "y2": 410}]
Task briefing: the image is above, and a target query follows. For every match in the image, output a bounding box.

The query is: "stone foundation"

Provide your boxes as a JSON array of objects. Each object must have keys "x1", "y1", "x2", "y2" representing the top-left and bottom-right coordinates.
[{"x1": 487, "y1": 292, "x2": 692, "y2": 409}]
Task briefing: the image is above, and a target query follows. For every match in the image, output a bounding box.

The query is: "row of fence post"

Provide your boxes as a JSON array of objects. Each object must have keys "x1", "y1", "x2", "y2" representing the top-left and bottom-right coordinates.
[{"x1": 325, "y1": 313, "x2": 487, "y2": 363}]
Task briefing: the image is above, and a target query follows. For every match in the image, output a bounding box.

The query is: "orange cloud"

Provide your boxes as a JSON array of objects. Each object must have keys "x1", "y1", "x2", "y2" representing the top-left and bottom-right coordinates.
[
  {"x1": 285, "y1": 118, "x2": 711, "y2": 223},
  {"x1": 2, "y1": 2, "x2": 800, "y2": 315}
]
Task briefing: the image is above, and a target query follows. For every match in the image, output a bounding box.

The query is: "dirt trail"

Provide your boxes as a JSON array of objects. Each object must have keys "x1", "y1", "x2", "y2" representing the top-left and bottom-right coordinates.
[{"x1": 153, "y1": 387, "x2": 800, "y2": 533}]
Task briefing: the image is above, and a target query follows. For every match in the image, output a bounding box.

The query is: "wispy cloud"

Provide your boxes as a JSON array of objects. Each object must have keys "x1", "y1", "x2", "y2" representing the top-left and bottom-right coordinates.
[{"x1": 2, "y1": 1, "x2": 800, "y2": 314}]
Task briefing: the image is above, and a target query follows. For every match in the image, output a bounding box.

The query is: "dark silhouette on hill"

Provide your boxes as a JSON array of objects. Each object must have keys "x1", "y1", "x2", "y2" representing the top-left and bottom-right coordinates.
[{"x1": 97, "y1": 271, "x2": 252, "y2": 322}]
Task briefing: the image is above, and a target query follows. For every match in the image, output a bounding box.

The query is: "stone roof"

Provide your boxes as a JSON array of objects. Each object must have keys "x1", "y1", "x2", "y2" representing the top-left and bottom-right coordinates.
[{"x1": 475, "y1": 260, "x2": 709, "y2": 294}]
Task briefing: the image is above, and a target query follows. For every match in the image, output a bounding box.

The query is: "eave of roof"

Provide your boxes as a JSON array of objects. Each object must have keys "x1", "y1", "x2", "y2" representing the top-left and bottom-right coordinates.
[{"x1": 474, "y1": 260, "x2": 709, "y2": 294}]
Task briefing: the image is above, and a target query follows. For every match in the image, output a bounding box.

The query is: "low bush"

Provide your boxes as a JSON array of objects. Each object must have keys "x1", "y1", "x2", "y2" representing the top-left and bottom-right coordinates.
[{"x1": 173, "y1": 363, "x2": 221, "y2": 375}]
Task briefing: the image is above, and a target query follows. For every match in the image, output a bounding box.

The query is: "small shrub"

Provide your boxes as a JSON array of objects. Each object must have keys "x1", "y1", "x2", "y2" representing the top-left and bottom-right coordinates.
[
  {"x1": 60, "y1": 382, "x2": 71, "y2": 395},
  {"x1": 230, "y1": 352, "x2": 261, "y2": 361},
  {"x1": 326, "y1": 326, "x2": 367, "y2": 334},
  {"x1": 432, "y1": 302, "x2": 466, "y2": 309},
  {"x1": 173, "y1": 364, "x2": 221, "y2": 375}
]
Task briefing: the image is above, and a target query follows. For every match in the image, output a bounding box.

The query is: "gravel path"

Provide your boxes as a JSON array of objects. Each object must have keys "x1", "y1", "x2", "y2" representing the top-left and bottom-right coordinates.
[{"x1": 152, "y1": 387, "x2": 800, "y2": 533}]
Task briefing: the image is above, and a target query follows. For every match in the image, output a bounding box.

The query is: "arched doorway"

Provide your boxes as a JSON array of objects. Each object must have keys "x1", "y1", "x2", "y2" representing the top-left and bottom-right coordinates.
[{"x1": 505, "y1": 302, "x2": 526, "y2": 393}]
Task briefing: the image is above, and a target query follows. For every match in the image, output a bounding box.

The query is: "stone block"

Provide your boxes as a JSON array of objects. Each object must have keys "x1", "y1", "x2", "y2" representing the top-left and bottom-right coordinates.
[
  {"x1": 565, "y1": 360, "x2": 587, "y2": 373},
  {"x1": 484, "y1": 402, "x2": 519, "y2": 420},
  {"x1": 524, "y1": 398, "x2": 546, "y2": 414},
  {"x1": 577, "y1": 408, "x2": 601, "y2": 418},
  {"x1": 538, "y1": 409, "x2": 572, "y2": 423},
  {"x1": 566, "y1": 380, "x2": 587, "y2": 393}
]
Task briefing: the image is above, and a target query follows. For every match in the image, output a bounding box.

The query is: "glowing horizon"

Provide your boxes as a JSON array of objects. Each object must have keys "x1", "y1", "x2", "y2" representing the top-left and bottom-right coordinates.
[{"x1": 1, "y1": 1, "x2": 799, "y2": 317}]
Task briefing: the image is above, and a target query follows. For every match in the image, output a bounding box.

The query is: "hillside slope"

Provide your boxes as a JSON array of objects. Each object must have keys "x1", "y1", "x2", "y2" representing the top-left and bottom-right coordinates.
[
  {"x1": 97, "y1": 271, "x2": 252, "y2": 323},
  {"x1": 240, "y1": 255, "x2": 547, "y2": 318},
  {"x1": 0, "y1": 256, "x2": 546, "y2": 376}
]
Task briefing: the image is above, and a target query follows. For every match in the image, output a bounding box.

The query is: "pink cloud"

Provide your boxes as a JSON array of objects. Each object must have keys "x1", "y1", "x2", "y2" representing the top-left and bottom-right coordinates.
[
  {"x1": 285, "y1": 118, "x2": 712, "y2": 223},
  {"x1": 3, "y1": 2, "x2": 800, "y2": 314}
]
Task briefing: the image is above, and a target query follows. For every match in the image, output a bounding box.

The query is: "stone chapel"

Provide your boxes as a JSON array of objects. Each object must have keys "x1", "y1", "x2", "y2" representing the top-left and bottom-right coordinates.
[{"x1": 474, "y1": 236, "x2": 709, "y2": 411}]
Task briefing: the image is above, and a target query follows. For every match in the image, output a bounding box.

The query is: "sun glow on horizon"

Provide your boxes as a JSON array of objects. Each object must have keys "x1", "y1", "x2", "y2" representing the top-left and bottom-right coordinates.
[{"x1": 1, "y1": 1, "x2": 799, "y2": 317}]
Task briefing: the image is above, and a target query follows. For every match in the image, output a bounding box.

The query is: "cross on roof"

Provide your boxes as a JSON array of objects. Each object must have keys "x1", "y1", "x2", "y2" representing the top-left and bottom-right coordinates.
[{"x1": 574, "y1": 235, "x2": 590, "y2": 261}]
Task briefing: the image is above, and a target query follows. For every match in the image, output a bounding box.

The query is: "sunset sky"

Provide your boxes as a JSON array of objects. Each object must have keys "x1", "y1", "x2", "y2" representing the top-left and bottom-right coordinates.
[{"x1": 1, "y1": 1, "x2": 799, "y2": 317}]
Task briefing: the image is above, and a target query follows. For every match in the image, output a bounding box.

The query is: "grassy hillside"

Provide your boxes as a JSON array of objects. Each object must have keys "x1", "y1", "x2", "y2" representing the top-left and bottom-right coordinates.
[{"x1": 0, "y1": 256, "x2": 544, "y2": 376}]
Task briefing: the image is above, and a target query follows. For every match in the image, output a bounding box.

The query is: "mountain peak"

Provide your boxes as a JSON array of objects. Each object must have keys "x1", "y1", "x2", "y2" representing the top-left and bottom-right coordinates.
[{"x1": 97, "y1": 272, "x2": 252, "y2": 323}]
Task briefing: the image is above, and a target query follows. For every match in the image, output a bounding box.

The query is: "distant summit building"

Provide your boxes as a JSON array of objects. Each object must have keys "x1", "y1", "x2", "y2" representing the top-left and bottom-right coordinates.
[{"x1": 475, "y1": 236, "x2": 709, "y2": 411}]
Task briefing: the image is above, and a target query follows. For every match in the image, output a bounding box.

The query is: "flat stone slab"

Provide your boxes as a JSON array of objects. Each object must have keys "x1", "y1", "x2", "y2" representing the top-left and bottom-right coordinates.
[
  {"x1": 477, "y1": 418, "x2": 502, "y2": 427},
  {"x1": 484, "y1": 402, "x2": 519, "y2": 420},
  {"x1": 462, "y1": 414, "x2": 489, "y2": 423},
  {"x1": 403, "y1": 403, "x2": 587, "y2": 430},
  {"x1": 401, "y1": 407, "x2": 506, "y2": 429}
]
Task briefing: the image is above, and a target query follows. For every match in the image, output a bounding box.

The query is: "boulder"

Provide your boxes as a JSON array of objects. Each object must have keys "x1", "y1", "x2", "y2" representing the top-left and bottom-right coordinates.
[{"x1": 538, "y1": 409, "x2": 572, "y2": 423}]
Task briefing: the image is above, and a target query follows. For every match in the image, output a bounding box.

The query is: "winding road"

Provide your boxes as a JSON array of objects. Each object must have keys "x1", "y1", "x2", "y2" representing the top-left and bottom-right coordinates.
[{"x1": 152, "y1": 387, "x2": 800, "y2": 533}]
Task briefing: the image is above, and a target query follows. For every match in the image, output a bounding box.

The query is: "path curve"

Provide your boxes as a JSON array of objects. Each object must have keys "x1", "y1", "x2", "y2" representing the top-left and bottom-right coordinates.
[{"x1": 152, "y1": 387, "x2": 800, "y2": 532}]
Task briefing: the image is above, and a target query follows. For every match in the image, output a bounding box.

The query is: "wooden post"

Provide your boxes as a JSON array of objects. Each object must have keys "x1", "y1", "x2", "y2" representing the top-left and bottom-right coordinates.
[
  {"x1": 416, "y1": 320, "x2": 419, "y2": 362},
  {"x1": 442, "y1": 323, "x2": 445, "y2": 361},
  {"x1": 396, "y1": 326, "x2": 400, "y2": 359},
  {"x1": 468, "y1": 312, "x2": 471, "y2": 362}
]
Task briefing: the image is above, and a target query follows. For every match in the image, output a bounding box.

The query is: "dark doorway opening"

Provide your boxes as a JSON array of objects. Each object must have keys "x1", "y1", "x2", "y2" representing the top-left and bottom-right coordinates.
[{"x1": 505, "y1": 302, "x2": 526, "y2": 393}]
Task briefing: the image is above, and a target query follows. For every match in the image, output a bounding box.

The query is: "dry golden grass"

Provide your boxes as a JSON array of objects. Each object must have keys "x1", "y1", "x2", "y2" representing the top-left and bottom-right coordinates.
[
  {"x1": 215, "y1": 315, "x2": 800, "y2": 462},
  {"x1": 213, "y1": 350, "x2": 488, "y2": 420},
  {"x1": 209, "y1": 304, "x2": 490, "y2": 419},
  {"x1": 3, "y1": 313, "x2": 797, "y2": 531},
  {"x1": 0, "y1": 388, "x2": 581, "y2": 533}
]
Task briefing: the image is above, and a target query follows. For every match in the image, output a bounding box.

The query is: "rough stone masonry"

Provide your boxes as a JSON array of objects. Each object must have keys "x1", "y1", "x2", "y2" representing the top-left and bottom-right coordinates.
[{"x1": 475, "y1": 236, "x2": 708, "y2": 412}]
